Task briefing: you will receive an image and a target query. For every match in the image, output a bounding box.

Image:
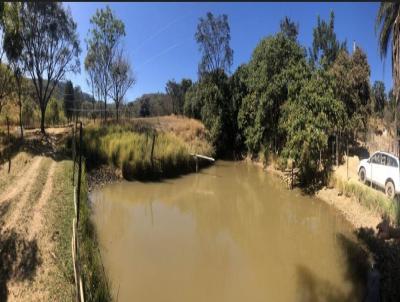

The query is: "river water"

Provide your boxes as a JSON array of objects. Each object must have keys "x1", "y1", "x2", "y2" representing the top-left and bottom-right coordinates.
[{"x1": 91, "y1": 161, "x2": 367, "y2": 302}]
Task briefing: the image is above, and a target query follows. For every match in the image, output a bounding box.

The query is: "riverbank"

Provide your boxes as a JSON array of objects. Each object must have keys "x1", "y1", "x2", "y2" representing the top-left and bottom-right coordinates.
[{"x1": 259, "y1": 155, "x2": 386, "y2": 231}]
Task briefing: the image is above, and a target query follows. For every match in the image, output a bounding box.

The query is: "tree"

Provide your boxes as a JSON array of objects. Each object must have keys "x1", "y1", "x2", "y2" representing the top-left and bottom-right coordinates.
[
  {"x1": 329, "y1": 48, "x2": 371, "y2": 135},
  {"x1": 371, "y1": 80, "x2": 386, "y2": 115},
  {"x1": 280, "y1": 16, "x2": 299, "y2": 41},
  {"x1": 4, "y1": 3, "x2": 81, "y2": 134},
  {"x1": 375, "y1": 3, "x2": 400, "y2": 142},
  {"x1": 109, "y1": 50, "x2": 135, "y2": 121},
  {"x1": 195, "y1": 12, "x2": 233, "y2": 75},
  {"x1": 85, "y1": 52, "x2": 99, "y2": 109},
  {"x1": 280, "y1": 70, "x2": 346, "y2": 183},
  {"x1": 310, "y1": 11, "x2": 347, "y2": 68},
  {"x1": 46, "y1": 97, "x2": 61, "y2": 126},
  {"x1": 184, "y1": 83, "x2": 203, "y2": 119},
  {"x1": 86, "y1": 6, "x2": 125, "y2": 121},
  {"x1": 229, "y1": 64, "x2": 248, "y2": 151},
  {"x1": 166, "y1": 78, "x2": 192, "y2": 115},
  {"x1": 139, "y1": 97, "x2": 150, "y2": 117},
  {"x1": 0, "y1": 5, "x2": 14, "y2": 117},
  {"x1": 0, "y1": 63, "x2": 13, "y2": 115},
  {"x1": 199, "y1": 70, "x2": 232, "y2": 155},
  {"x1": 63, "y1": 80, "x2": 75, "y2": 123},
  {"x1": 238, "y1": 33, "x2": 307, "y2": 154},
  {"x1": 2, "y1": 2, "x2": 24, "y2": 137}
]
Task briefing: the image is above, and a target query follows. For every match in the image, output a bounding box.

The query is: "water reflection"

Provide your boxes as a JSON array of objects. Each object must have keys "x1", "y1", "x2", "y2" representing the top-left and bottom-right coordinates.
[{"x1": 91, "y1": 161, "x2": 364, "y2": 302}]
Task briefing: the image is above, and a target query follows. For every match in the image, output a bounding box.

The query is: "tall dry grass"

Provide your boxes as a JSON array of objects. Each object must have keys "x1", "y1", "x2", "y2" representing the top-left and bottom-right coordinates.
[{"x1": 82, "y1": 123, "x2": 213, "y2": 180}]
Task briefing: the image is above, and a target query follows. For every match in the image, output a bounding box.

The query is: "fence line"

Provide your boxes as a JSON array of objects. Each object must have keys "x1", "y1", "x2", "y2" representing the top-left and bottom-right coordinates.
[{"x1": 71, "y1": 121, "x2": 85, "y2": 302}]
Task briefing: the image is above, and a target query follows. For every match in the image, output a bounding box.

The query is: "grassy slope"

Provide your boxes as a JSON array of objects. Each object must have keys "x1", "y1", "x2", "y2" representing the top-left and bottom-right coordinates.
[
  {"x1": 45, "y1": 159, "x2": 110, "y2": 301},
  {"x1": 83, "y1": 116, "x2": 214, "y2": 180}
]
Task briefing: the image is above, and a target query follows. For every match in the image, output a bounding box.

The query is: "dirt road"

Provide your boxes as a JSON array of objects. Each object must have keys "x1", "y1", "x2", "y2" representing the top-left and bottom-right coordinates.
[
  {"x1": 0, "y1": 124, "x2": 75, "y2": 302},
  {"x1": 0, "y1": 154, "x2": 61, "y2": 301}
]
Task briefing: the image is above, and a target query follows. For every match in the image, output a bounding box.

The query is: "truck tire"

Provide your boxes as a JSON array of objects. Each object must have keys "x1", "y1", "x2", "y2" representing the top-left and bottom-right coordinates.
[
  {"x1": 385, "y1": 181, "x2": 395, "y2": 199},
  {"x1": 359, "y1": 167, "x2": 366, "y2": 184}
]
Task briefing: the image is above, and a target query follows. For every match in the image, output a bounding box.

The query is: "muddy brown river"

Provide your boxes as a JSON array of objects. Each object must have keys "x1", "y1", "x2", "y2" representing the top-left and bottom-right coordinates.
[{"x1": 91, "y1": 161, "x2": 367, "y2": 302}]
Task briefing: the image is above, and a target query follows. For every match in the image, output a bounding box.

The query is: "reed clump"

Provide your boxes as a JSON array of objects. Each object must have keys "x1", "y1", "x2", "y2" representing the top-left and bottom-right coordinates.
[{"x1": 82, "y1": 124, "x2": 212, "y2": 180}]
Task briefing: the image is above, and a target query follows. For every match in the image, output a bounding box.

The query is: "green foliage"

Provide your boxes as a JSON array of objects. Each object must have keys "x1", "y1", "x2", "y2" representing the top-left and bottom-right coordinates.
[
  {"x1": 46, "y1": 98, "x2": 66, "y2": 126},
  {"x1": 129, "y1": 93, "x2": 172, "y2": 117},
  {"x1": 310, "y1": 11, "x2": 347, "y2": 68},
  {"x1": 139, "y1": 97, "x2": 150, "y2": 117},
  {"x1": 109, "y1": 51, "x2": 135, "y2": 120},
  {"x1": 280, "y1": 70, "x2": 346, "y2": 183},
  {"x1": 184, "y1": 70, "x2": 237, "y2": 156},
  {"x1": 184, "y1": 83, "x2": 203, "y2": 119},
  {"x1": 86, "y1": 5, "x2": 126, "y2": 120},
  {"x1": 0, "y1": 63, "x2": 14, "y2": 114},
  {"x1": 238, "y1": 33, "x2": 306, "y2": 154},
  {"x1": 166, "y1": 78, "x2": 192, "y2": 115},
  {"x1": 63, "y1": 80, "x2": 75, "y2": 122},
  {"x1": 15, "y1": 2, "x2": 81, "y2": 133},
  {"x1": 375, "y1": 3, "x2": 400, "y2": 61},
  {"x1": 371, "y1": 80, "x2": 386, "y2": 116},
  {"x1": 195, "y1": 12, "x2": 233, "y2": 75},
  {"x1": 329, "y1": 48, "x2": 371, "y2": 133},
  {"x1": 228, "y1": 64, "x2": 248, "y2": 151}
]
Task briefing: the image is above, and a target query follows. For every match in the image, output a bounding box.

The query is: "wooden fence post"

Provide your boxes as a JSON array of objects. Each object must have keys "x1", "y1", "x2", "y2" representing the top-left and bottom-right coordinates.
[
  {"x1": 346, "y1": 138, "x2": 349, "y2": 180},
  {"x1": 291, "y1": 166, "x2": 294, "y2": 190},
  {"x1": 336, "y1": 132, "x2": 339, "y2": 167},
  {"x1": 6, "y1": 116, "x2": 11, "y2": 173},
  {"x1": 72, "y1": 125, "x2": 76, "y2": 185},
  {"x1": 150, "y1": 132, "x2": 156, "y2": 168},
  {"x1": 77, "y1": 122, "x2": 82, "y2": 224}
]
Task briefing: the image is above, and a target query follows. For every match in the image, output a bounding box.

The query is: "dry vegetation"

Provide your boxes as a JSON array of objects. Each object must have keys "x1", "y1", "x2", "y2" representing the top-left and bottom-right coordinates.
[{"x1": 82, "y1": 116, "x2": 214, "y2": 180}]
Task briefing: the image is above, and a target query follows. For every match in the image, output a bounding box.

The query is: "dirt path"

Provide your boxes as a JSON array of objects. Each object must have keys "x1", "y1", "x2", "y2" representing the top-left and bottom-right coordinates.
[
  {"x1": 0, "y1": 155, "x2": 61, "y2": 301},
  {"x1": 0, "y1": 156, "x2": 42, "y2": 205},
  {"x1": 28, "y1": 161, "x2": 56, "y2": 240}
]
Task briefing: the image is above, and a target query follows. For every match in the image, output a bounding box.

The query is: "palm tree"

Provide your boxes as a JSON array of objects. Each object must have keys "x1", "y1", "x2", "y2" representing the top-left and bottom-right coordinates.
[{"x1": 376, "y1": 3, "x2": 400, "y2": 153}]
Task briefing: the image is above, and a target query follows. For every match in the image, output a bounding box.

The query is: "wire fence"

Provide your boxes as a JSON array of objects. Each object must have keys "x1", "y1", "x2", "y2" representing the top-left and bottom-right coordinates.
[{"x1": 71, "y1": 121, "x2": 85, "y2": 302}]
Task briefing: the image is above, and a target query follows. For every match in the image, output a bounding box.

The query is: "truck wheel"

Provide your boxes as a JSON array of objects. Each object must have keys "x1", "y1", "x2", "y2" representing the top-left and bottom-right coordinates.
[
  {"x1": 385, "y1": 181, "x2": 395, "y2": 199},
  {"x1": 359, "y1": 167, "x2": 366, "y2": 183}
]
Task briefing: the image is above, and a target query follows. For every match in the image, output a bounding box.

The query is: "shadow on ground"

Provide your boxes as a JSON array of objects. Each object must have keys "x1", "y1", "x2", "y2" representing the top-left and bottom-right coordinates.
[
  {"x1": 0, "y1": 201, "x2": 41, "y2": 301},
  {"x1": 357, "y1": 227, "x2": 400, "y2": 302}
]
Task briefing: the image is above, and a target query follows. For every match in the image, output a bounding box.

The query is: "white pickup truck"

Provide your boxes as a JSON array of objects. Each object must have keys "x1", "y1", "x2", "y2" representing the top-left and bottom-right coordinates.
[{"x1": 358, "y1": 151, "x2": 400, "y2": 198}]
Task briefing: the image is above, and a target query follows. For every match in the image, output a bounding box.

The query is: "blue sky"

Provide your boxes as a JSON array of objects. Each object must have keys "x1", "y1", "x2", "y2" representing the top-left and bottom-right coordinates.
[{"x1": 65, "y1": 2, "x2": 390, "y2": 102}]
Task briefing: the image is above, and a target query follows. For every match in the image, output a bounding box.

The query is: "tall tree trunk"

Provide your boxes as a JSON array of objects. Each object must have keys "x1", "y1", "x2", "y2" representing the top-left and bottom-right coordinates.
[
  {"x1": 104, "y1": 89, "x2": 107, "y2": 122},
  {"x1": 19, "y1": 96, "x2": 23, "y2": 139},
  {"x1": 40, "y1": 106, "x2": 46, "y2": 134}
]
